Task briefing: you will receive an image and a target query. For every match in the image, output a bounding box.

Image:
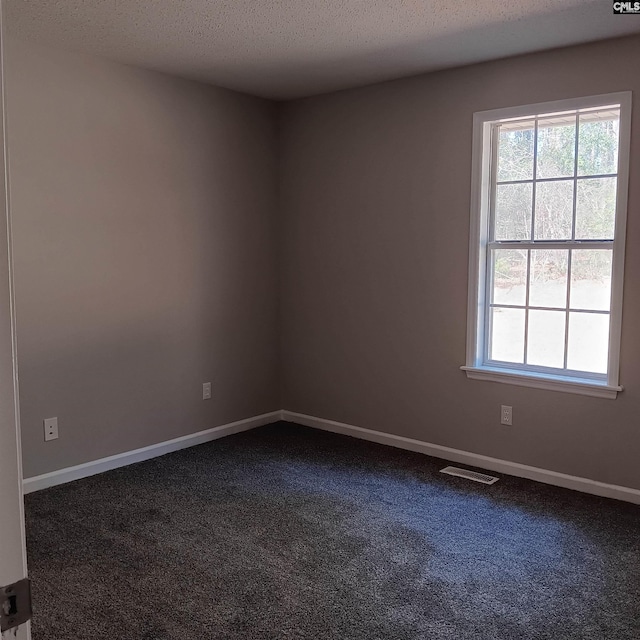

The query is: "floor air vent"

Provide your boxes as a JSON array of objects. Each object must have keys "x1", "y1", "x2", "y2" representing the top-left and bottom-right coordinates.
[{"x1": 440, "y1": 466, "x2": 499, "y2": 485}]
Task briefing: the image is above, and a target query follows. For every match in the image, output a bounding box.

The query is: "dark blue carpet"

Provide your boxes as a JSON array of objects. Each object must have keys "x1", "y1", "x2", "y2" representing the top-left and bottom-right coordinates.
[{"x1": 25, "y1": 421, "x2": 640, "y2": 639}]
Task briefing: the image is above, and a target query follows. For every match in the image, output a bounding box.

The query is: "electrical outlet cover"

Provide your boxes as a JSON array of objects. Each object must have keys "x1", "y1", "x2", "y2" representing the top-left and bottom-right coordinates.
[
  {"x1": 44, "y1": 417, "x2": 58, "y2": 441},
  {"x1": 500, "y1": 405, "x2": 513, "y2": 426}
]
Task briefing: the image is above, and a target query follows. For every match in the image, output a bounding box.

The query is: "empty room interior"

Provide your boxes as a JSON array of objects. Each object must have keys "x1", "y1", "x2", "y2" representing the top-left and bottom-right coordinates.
[{"x1": 1, "y1": 1, "x2": 640, "y2": 638}]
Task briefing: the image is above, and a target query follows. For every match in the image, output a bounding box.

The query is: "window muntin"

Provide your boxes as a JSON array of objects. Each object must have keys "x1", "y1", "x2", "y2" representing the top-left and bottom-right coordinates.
[{"x1": 465, "y1": 94, "x2": 630, "y2": 396}]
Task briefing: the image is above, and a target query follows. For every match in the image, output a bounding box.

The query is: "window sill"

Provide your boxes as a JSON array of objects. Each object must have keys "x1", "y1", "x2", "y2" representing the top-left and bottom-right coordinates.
[{"x1": 460, "y1": 366, "x2": 622, "y2": 399}]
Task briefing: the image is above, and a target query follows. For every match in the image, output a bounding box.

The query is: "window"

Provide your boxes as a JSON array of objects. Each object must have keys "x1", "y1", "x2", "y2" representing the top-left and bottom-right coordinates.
[{"x1": 463, "y1": 93, "x2": 631, "y2": 399}]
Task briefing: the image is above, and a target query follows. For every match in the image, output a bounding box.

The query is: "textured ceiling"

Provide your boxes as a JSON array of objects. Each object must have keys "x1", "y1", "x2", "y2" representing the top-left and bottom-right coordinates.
[{"x1": 6, "y1": 0, "x2": 640, "y2": 100}]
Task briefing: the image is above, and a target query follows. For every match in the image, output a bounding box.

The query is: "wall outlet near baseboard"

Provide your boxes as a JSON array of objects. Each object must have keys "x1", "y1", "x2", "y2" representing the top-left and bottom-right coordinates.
[
  {"x1": 44, "y1": 417, "x2": 59, "y2": 441},
  {"x1": 202, "y1": 382, "x2": 212, "y2": 400},
  {"x1": 500, "y1": 405, "x2": 513, "y2": 426}
]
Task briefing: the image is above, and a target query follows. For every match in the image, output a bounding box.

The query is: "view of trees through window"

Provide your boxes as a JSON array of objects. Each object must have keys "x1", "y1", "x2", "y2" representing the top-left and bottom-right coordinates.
[{"x1": 487, "y1": 106, "x2": 620, "y2": 375}]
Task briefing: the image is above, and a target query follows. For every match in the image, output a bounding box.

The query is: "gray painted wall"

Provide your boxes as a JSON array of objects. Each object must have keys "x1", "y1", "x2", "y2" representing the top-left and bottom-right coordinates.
[
  {"x1": 6, "y1": 39, "x2": 280, "y2": 478},
  {"x1": 7, "y1": 34, "x2": 640, "y2": 490},
  {"x1": 279, "y1": 35, "x2": 640, "y2": 490}
]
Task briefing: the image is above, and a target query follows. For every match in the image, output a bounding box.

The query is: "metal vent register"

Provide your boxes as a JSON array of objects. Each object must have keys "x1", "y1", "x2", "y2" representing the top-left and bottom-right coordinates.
[{"x1": 440, "y1": 466, "x2": 499, "y2": 485}]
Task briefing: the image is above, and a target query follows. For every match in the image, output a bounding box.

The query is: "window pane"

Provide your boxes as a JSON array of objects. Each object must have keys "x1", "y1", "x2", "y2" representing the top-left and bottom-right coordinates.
[
  {"x1": 577, "y1": 112, "x2": 619, "y2": 177},
  {"x1": 497, "y1": 122, "x2": 534, "y2": 182},
  {"x1": 492, "y1": 249, "x2": 527, "y2": 306},
  {"x1": 534, "y1": 180, "x2": 574, "y2": 240},
  {"x1": 527, "y1": 310, "x2": 565, "y2": 369},
  {"x1": 567, "y1": 312, "x2": 609, "y2": 374},
  {"x1": 575, "y1": 177, "x2": 617, "y2": 240},
  {"x1": 529, "y1": 250, "x2": 568, "y2": 309},
  {"x1": 537, "y1": 118, "x2": 576, "y2": 179},
  {"x1": 494, "y1": 183, "x2": 532, "y2": 240},
  {"x1": 489, "y1": 308, "x2": 525, "y2": 364},
  {"x1": 570, "y1": 250, "x2": 613, "y2": 311}
]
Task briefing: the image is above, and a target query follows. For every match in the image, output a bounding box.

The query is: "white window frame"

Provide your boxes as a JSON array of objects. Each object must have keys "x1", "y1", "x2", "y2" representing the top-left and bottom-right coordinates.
[{"x1": 462, "y1": 92, "x2": 632, "y2": 399}]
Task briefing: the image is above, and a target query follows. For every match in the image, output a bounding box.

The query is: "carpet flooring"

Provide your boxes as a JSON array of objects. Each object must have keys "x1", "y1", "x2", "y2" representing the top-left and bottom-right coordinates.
[{"x1": 25, "y1": 421, "x2": 640, "y2": 639}]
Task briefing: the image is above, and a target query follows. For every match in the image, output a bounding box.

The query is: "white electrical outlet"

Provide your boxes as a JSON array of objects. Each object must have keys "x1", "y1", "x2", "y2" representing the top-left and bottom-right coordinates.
[
  {"x1": 44, "y1": 417, "x2": 59, "y2": 441},
  {"x1": 202, "y1": 382, "x2": 212, "y2": 400},
  {"x1": 501, "y1": 405, "x2": 513, "y2": 426}
]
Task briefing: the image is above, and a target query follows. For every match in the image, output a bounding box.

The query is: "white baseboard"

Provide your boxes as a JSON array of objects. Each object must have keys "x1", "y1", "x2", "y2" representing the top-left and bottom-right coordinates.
[
  {"x1": 23, "y1": 411, "x2": 282, "y2": 494},
  {"x1": 24, "y1": 408, "x2": 640, "y2": 505},
  {"x1": 282, "y1": 410, "x2": 640, "y2": 505}
]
